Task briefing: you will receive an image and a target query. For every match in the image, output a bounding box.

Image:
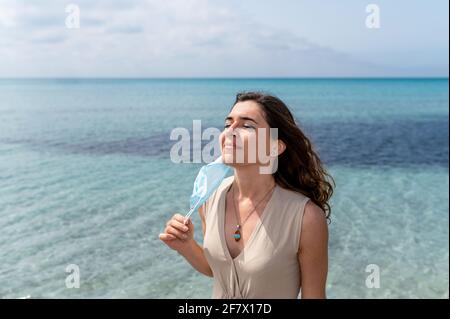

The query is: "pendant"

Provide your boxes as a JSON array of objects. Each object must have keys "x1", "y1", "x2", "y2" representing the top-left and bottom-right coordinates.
[
  {"x1": 233, "y1": 229, "x2": 241, "y2": 241},
  {"x1": 233, "y1": 225, "x2": 241, "y2": 242}
]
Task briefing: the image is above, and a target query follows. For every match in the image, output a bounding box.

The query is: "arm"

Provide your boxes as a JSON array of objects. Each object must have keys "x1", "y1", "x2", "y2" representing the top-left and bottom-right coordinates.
[
  {"x1": 159, "y1": 204, "x2": 213, "y2": 277},
  {"x1": 298, "y1": 200, "x2": 329, "y2": 299},
  {"x1": 178, "y1": 240, "x2": 213, "y2": 277},
  {"x1": 177, "y1": 204, "x2": 213, "y2": 277}
]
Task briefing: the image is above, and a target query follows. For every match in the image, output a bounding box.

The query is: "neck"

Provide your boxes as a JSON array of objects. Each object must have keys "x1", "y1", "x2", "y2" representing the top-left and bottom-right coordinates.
[{"x1": 232, "y1": 165, "x2": 276, "y2": 198}]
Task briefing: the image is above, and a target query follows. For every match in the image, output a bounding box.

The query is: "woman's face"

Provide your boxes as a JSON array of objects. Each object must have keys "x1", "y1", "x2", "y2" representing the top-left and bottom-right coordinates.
[{"x1": 220, "y1": 100, "x2": 275, "y2": 167}]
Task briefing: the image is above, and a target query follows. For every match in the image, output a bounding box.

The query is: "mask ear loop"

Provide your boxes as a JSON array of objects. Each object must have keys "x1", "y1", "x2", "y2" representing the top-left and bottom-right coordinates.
[{"x1": 183, "y1": 197, "x2": 202, "y2": 223}]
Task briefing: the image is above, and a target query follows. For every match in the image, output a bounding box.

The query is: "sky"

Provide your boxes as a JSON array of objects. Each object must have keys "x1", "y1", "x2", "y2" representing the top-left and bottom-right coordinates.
[{"x1": 0, "y1": 0, "x2": 448, "y2": 78}]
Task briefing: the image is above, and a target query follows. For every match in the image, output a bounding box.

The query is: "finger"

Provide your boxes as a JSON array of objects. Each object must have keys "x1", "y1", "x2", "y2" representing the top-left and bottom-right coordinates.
[
  {"x1": 166, "y1": 226, "x2": 188, "y2": 240},
  {"x1": 158, "y1": 233, "x2": 176, "y2": 241},
  {"x1": 159, "y1": 233, "x2": 176, "y2": 241},
  {"x1": 183, "y1": 217, "x2": 191, "y2": 226},
  {"x1": 173, "y1": 214, "x2": 186, "y2": 223},
  {"x1": 180, "y1": 216, "x2": 191, "y2": 226},
  {"x1": 169, "y1": 219, "x2": 189, "y2": 232}
]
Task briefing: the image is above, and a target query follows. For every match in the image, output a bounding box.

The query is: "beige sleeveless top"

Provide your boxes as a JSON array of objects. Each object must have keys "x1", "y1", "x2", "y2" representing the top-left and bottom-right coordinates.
[{"x1": 202, "y1": 176, "x2": 311, "y2": 299}]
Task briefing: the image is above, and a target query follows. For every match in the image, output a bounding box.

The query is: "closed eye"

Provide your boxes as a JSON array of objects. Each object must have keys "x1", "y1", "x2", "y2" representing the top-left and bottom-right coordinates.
[{"x1": 223, "y1": 124, "x2": 254, "y2": 130}]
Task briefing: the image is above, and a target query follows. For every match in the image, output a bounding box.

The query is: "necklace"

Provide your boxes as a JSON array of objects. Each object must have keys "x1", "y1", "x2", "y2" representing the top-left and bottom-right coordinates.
[{"x1": 231, "y1": 182, "x2": 276, "y2": 242}]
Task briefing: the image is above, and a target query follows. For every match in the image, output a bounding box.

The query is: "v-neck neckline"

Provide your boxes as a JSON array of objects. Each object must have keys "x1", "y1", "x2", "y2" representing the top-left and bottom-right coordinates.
[{"x1": 220, "y1": 177, "x2": 278, "y2": 262}]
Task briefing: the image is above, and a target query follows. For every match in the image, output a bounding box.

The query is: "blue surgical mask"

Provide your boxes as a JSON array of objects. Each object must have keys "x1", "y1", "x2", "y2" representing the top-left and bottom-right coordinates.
[{"x1": 184, "y1": 156, "x2": 231, "y2": 221}]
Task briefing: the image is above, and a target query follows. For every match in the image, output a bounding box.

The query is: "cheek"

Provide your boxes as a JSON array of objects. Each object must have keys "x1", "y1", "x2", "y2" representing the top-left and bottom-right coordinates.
[
  {"x1": 254, "y1": 130, "x2": 271, "y2": 154},
  {"x1": 219, "y1": 132, "x2": 225, "y2": 148},
  {"x1": 239, "y1": 131, "x2": 257, "y2": 150}
]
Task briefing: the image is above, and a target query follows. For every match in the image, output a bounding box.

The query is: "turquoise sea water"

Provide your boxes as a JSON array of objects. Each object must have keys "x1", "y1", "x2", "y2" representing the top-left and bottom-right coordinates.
[{"x1": 0, "y1": 78, "x2": 448, "y2": 298}]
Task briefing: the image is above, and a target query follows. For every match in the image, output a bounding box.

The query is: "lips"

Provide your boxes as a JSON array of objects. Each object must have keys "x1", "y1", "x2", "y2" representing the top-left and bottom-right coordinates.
[{"x1": 223, "y1": 141, "x2": 240, "y2": 149}]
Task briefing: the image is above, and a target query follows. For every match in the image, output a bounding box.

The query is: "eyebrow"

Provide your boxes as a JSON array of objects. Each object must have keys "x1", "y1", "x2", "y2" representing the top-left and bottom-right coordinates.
[{"x1": 225, "y1": 116, "x2": 258, "y2": 124}]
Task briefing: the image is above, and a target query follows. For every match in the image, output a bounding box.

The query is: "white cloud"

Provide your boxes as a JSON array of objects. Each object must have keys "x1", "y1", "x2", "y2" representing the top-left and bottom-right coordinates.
[
  {"x1": 0, "y1": 5, "x2": 16, "y2": 27},
  {"x1": 0, "y1": 0, "x2": 443, "y2": 77}
]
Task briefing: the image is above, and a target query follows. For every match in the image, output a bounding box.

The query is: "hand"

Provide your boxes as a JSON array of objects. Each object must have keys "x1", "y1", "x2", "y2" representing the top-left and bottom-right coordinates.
[{"x1": 159, "y1": 213, "x2": 195, "y2": 252}]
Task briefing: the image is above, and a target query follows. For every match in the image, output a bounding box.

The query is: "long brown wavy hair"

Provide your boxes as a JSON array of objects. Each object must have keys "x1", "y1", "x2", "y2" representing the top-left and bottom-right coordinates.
[{"x1": 232, "y1": 92, "x2": 335, "y2": 220}]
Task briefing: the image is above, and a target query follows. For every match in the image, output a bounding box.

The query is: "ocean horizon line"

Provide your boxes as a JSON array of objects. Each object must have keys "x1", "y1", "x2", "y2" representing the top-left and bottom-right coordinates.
[{"x1": 0, "y1": 76, "x2": 448, "y2": 81}]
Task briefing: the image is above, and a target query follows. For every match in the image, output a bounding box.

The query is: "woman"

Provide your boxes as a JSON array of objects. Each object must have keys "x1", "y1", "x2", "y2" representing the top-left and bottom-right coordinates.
[{"x1": 159, "y1": 92, "x2": 335, "y2": 299}]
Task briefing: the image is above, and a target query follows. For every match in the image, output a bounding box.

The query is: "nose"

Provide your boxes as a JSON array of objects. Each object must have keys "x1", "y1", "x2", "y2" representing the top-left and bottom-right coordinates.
[
  {"x1": 223, "y1": 124, "x2": 238, "y2": 149},
  {"x1": 226, "y1": 121, "x2": 239, "y2": 132},
  {"x1": 224, "y1": 122, "x2": 238, "y2": 138}
]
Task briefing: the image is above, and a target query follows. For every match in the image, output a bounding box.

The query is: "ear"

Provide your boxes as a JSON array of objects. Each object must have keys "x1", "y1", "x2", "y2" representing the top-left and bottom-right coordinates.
[
  {"x1": 270, "y1": 140, "x2": 286, "y2": 156},
  {"x1": 277, "y1": 140, "x2": 286, "y2": 156}
]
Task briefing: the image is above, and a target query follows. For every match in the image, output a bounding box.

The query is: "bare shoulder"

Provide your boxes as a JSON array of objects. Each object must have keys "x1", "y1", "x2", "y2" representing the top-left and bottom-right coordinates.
[
  {"x1": 303, "y1": 200, "x2": 327, "y2": 228},
  {"x1": 300, "y1": 200, "x2": 328, "y2": 251}
]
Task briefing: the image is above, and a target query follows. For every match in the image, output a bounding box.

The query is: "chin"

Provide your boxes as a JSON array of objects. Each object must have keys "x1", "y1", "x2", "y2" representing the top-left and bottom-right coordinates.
[
  {"x1": 222, "y1": 153, "x2": 251, "y2": 168},
  {"x1": 222, "y1": 153, "x2": 236, "y2": 165}
]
